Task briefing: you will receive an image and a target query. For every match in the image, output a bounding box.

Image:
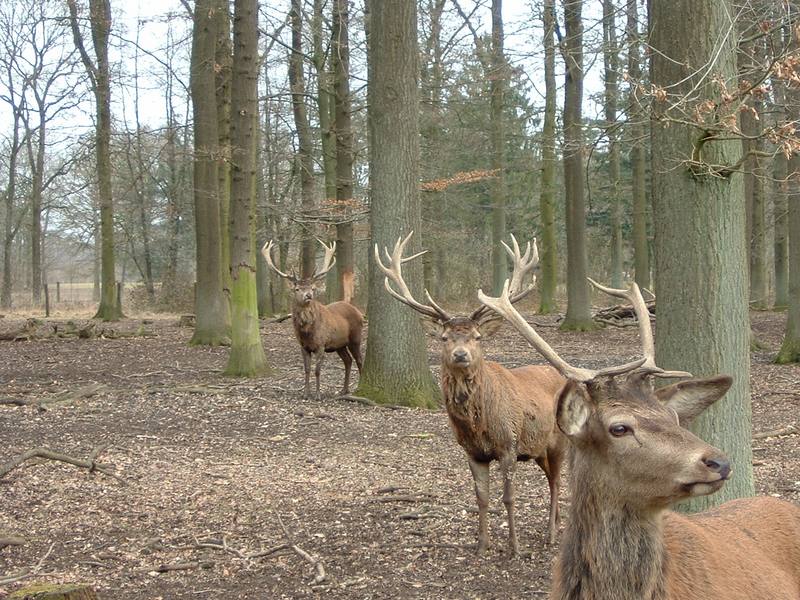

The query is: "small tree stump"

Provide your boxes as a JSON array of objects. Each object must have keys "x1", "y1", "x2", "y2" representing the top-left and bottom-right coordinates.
[
  {"x1": 9, "y1": 584, "x2": 98, "y2": 600},
  {"x1": 178, "y1": 314, "x2": 195, "y2": 328}
]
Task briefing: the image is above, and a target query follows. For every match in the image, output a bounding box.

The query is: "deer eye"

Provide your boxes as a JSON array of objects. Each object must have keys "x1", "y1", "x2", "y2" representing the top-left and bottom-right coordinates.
[
  {"x1": 474, "y1": 333, "x2": 482, "y2": 341},
  {"x1": 609, "y1": 424, "x2": 632, "y2": 437},
  {"x1": 441, "y1": 333, "x2": 448, "y2": 342}
]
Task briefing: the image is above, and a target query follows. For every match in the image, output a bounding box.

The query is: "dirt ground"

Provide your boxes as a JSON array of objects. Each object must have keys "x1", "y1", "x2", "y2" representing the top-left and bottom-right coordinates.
[{"x1": 0, "y1": 310, "x2": 798, "y2": 600}]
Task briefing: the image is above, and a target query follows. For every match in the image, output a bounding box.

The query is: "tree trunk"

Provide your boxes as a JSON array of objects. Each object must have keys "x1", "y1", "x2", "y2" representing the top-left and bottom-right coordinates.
[
  {"x1": 774, "y1": 152, "x2": 789, "y2": 308},
  {"x1": 225, "y1": 0, "x2": 270, "y2": 376},
  {"x1": 649, "y1": 0, "x2": 753, "y2": 509},
  {"x1": 290, "y1": 0, "x2": 317, "y2": 279},
  {"x1": 489, "y1": 0, "x2": 508, "y2": 294},
  {"x1": 776, "y1": 152, "x2": 800, "y2": 363},
  {"x1": 560, "y1": 0, "x2": 595, "y2": 331},
  {"x1": 68, "y1": 0, "x2": 121, "y2": 321},
  {"x1": 538, "y1": 0, "x2": 558, "y2": 314},
  {"x1": 2, "y1": 101, "x2": 24, "y2": 310},
  {"x1": 626, "y1": 0, "x2": 650, "y2": 290},
  {"x1": 29, "y1": 115, "x2": 45, "y2": 305},
  {"x1": 313, "y1": 0, "x2": 337, "y2": 204},
  {"x1": 332, "y1": 0, "x2": 355, "y2": 303},
  {"x1": 215, "y1": 0, "x2": 233, "y2": 300},
  {"x1": 189, "y1": 0, "x2": 230, "y2": 345},
  {"x1": 356, "y1": 0, "x2": 440, "y2": 408},
  {"x1": 603, "y1": 0, "x2": 623, "y2": 288}
]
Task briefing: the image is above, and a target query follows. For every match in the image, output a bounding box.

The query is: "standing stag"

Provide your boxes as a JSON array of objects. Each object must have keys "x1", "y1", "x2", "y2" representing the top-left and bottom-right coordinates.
[
  {"x1": 262, "y1": 239, "x2": 363, "y2": 399},
  {"x1": 375, "y1": 232, "x2": 566, "y2": 555},
  {"x1": 478, "y1": 279, "x2": 800, "y2": 599}
]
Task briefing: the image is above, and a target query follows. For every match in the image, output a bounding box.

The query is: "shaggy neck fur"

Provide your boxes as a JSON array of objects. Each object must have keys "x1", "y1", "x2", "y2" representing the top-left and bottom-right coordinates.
[
  {"x1": 554, "y1": 459, "x2": 668, "y2": 600},
  {"x1": 293, "y1": 300, "x2": 321, "y2": 330}
]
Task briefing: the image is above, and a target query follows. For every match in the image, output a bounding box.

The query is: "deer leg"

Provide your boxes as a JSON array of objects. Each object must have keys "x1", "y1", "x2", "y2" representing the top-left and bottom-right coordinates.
[
  {"x1": 349, "y1": 341, "x2": 363, "y2": 373},
  {"x1": 468, "y1": 459, "x2": 490, "y2": 554},
  {"x1": 314, "y1": 349, "x2": 325, "y2": 400},
  {"x1": 302, "y1": 349, "x2": 312, "y2": 399},
  {"x1": 545, "y1": 447, "x2": 564, "y2": 545},
  {"x1": 336, "y1": 348, "x2": 352, "y2": 395},
  {"x1": 500, "y1": 456, "x2": 519, "y2": 556}
]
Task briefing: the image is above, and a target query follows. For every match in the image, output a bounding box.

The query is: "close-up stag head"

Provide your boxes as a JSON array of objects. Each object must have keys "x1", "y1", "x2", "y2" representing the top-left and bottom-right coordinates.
[
  {"x1": 374, "y1": 231, "x2": 538, "y2": 372},
  {"x1": 478, "y1": 278, "x2": 735, "y2": 508},
  {"x1": 261, "y1": 238, "x2": 337, "y2": 305}
]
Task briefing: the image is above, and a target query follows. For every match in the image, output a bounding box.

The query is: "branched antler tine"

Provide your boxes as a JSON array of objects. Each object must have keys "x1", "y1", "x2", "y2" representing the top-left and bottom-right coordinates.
[
  {"x1": 261, "y1": 240, "x2": 296, "y2": 282},
  {"x1": 424, "y1": 289, "x2": 452, "y2": 321},
  {"x1": 373, "y1": 233, "x2": 450, "y2": 321},
  {"x1": 311, "y1": 239, "x2": 337, "y2": 281},
  {"x1": 478, "y1": 280, "x2": 597, "y2": 382},
  {"x1": 588, "y1": 278, "x2": 691, "y2": 379}
]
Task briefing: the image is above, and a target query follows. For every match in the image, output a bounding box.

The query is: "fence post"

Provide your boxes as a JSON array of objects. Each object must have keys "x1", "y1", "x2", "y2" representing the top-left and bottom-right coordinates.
[
  {"x1": 56, "y1": 281, "x2": 61, "y2": 303},
  {"x1": 44, "y1": 283, "x2": 50, "y2": 317}
]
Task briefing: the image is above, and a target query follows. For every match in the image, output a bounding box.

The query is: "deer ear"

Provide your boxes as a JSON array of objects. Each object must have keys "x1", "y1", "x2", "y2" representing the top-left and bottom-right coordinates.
[
  {"x1": 556, "y1": 380, "x2": 591, "y2": 438},
  {"x1": 419, "y1": 317, "x2": 443, "y2": 338},
  {"x1": 655, "y1": 375, "x2": 732, "y2": 427},
  {"x1": 477, "y1": 317, "x2": 504, "y2": 338}
]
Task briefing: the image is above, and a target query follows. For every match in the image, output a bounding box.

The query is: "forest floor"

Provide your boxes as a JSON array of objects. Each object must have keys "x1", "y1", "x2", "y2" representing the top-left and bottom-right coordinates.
[{"x1": 0, "y1": 310, "x2": 798, "y2": 600}]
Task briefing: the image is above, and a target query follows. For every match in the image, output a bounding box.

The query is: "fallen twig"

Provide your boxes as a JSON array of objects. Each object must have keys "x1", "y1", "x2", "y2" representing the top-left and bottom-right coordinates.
[
  {"x1": 0, "y1": 445, "x2": 120, "y2": 481},
  {"x1": 0, "y1": 383, "x2": 107, "y2": 411},
  {"x1": 151, "y1": 560, "x2": 215, "y2": 573},
  {"x1": 0, "y1": 542, "x2": 55, "y2": 585},
  {"x1": 277, "y1": 513, "x2": 326, "y2": 585},
  {"x1": 0, "y1": 534, "x2": 26, "y2": 549},
  {"x1": 753, "y1": 425, "x2": 797, "y2": 440}
]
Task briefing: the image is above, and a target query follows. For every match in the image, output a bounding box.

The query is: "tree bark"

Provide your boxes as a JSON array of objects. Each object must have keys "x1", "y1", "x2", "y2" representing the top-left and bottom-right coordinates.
[
  {"x1": 776, "y1": 153, "x2": 800, "y2": 363},
  {"x1": 538, "y1": 0, "x2": 558, "y2": 314},
  {"x1": 356, "y1": 0, "x2": 440, "y2": 408},
  {"x1": 774, "y1": 152, "x2": 789, "y2": 308},
  {"x1": 224, "y1": 0, "x2": 270, "y2": 376},
  {"x1": 489, "y1": 0, "x2": 508, "y2": 294},
  {"x1": 189, "y1": 0, "x2": 230, "y2": 345},
  {"x1": 560, "y1": 0, "x2": 595, "y2": 330},
  {"x1": 67, "y1": 0, "x2": 120, "y2": 321},
  {"x1": 603, "y1": 0, "x2": 623, "y2": 289},
  {"x1": 289, "y1": 0, "x2": 317, "y2": 279},
  {"x1": 332, "y1": 0, "x2": 355, "y2": 303},
  {"x1": 215, "y1": 0, "x2": 233, "y2": 300},
  {"x1": 312, "y1": 0, "x2": 337, "y2": 205},
  {"x1": 626, "y1": 0, "x2": 650, "y2": 290},
  {"x1": 649, "y1": 0, "x2": 754, "y2": 509}
]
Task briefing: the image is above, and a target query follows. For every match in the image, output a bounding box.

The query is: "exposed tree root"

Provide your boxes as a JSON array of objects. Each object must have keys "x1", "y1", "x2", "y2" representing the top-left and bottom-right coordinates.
[{"x1": 0, "y1": 444, "x2": 120, "y2": 481}]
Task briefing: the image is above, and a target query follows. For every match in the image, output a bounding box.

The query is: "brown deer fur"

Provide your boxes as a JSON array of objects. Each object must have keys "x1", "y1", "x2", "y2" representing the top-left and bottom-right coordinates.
[
  {"x1": 434, "y1": 317, "x2": 567, "y2": 554},
  {"x1": 550, "y1": 375, "x2": 800, "y2": 600},
  {"x1": 290, "y1": 288, "x2": 363, "y2": 400}
]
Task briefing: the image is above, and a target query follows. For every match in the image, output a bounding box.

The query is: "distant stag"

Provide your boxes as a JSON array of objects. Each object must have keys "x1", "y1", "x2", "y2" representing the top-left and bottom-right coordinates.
[
  {"x1": 262, "y1": 239, "x2": 363, "y2": 399},
  {"x1": 376, "y1": 232, "x2": 566, "y2": 555},
  {"x1": 478, "y1": 279, "x2": 800, "y2": 599}
]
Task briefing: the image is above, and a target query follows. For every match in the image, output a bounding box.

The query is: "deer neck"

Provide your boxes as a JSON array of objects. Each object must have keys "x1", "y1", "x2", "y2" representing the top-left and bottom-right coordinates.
[
  {"x1": 554, "y1": 460, "x2": 669, "y2": 600},
  {"x1": 293, "y1": 300, "x2": 321, "y2": 330},
  {"x1": 441, "y1": 361, "x2": 485, "y2": 408}
]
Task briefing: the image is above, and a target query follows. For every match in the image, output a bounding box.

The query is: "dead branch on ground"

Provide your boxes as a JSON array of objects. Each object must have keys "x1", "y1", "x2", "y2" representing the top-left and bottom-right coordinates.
[
  {"x1": 277, "y1": 513, "x2": 326, "y2": 585},
  {"x1": 0, "y1": 542, "x2": 55, "y2": 586},
  {"x1": 0, "y1": 444, "x2": 121, "y2": 481},
  {"x1": 0, "y1": 383, "x2": 107, "y2": 411},
  {"x1": 753, "y1": 425, "x2": 797, "y2": 440}
]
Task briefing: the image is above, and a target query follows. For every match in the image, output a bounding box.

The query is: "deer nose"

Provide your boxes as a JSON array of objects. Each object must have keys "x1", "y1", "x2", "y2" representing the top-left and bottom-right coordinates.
[
  {"x1": 452, "y1": 350, "x2": 469, "y2": 363},
  {"x1": 702, "y1": 456, "x2": 731, "y2": 480}
]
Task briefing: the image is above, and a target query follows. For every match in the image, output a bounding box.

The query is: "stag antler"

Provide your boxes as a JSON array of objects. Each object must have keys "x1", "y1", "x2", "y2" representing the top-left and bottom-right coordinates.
[
  {"x1": 312, "y1": 238, "x2": 337, "y2": 281},
  {"x1": 477, "y1": 280, "x2": 647, "y2": 382},
  {"x1": 470, "y1": 234, "x2": 539, "y2": 323},
  {"x1": 587, "y1": 279, "x2": 691, "y2": 379},
  {"x1": 261, "y1": 240, "x2": 297, "y2": 283},
  {"x1": 374, "y1": 231, "x2": 452, "y2": 322}
]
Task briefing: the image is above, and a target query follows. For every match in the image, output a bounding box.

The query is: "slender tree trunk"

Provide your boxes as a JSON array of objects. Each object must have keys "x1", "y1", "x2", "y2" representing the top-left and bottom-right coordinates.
[
  {"x1": 332, "y1": 0, "x2": 355, "y2": 303},
  {"x1": 189, "y1": 0, "x2": 230, "y2": 345},
  {"x1": 29, "y1": 116, "x2": 45, "y2": 305},
  {"x1": 626, "y1": 0, "x2": 650, "y2": 289},
  {"x1": 603, "y1": 0, "x2": 623, "y2": 288},
  {"x1": 560, "y1": 0, "x2": 595, "y2": 331},
  {"x1": 538, "y1": 0, "x2": 558, "y2": 314},
  {"x1": 215, "y1": 0, "x2": 233, "y2": 301},
  {"x1": 774, "y1": 152, "x2": 789, "y2": 308},
  {"x1": 225, "y1": 0, "x2": 269, "y2": 376},
  {"x1": 649, "y1": 0, "x2": 753, "y2": 509},
  {"x1": 313, "y1": 0, "x2": 337, "y2": 204},
  {"x1": 68, "y1": 0, "x2": 121, "y2": 321},
  {"x1": 356, "y1": 0, "x2": 439, "y2": 408},
  {"x1": 776, "y1": 153, "x2": 800, "y2": 363},
  {"x1": 1, "y1": 106, "x2": 23, "y2": 309},
  {"x1": 289, "y1": 0, "x2": 317, "y2": 278},
  {"x1": 489, "y1": 0, "x2": 508, "y2": 294}
]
